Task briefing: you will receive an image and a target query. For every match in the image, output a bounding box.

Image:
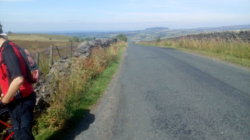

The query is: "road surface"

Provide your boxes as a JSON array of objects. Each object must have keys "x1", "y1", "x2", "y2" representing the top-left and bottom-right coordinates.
[{"x1": 70, "y1": 44, "x2": 250, "y2": 140}]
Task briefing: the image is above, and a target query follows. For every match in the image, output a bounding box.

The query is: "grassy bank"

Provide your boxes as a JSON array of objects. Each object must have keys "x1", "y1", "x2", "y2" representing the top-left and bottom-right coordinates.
[
  {"x1": 34, "y1": 42, "x2": 126, "y2": 140},
  {"x1": 139, "y1": 31, "x2": 250, "y2": 68}
]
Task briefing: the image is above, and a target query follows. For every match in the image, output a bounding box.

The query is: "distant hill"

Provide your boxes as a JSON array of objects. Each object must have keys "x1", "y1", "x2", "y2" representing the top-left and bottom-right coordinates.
[
  {"x1": 145, "y1": 27, "x2": 169, "y2": 31},
  {"x1": 50, "y1": 24, "x2": 250, "y2": 42},
  {"x1": 175, "y1": 30, "x2": 250, "y2": 42},
  {"x1": 127, "y1": 24, "x2": 250, "y2": 41}
]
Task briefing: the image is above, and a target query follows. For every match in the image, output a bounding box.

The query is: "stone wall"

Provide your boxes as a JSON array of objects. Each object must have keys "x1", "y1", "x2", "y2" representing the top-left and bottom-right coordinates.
[{"x1": 34, "y1": 38, "x2": 118, "y2": 111}]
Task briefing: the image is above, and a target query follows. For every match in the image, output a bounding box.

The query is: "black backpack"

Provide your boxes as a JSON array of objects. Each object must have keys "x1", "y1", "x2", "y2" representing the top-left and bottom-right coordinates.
[
  {"x1": 1, "y1": 41, "x2": 40, "y2": 83},
  {"x1": 18, "y1": 47, "x2": 40, "y2": 83}
]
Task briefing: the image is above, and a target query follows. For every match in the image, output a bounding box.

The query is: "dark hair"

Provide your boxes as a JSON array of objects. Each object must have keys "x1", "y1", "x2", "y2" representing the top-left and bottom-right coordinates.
[
  {"x1": 0, "y1": 23, "x2": 7, "y2": 39},
  {"x1": 0, "y1": 23, "x2": 3, "y2": 34}
]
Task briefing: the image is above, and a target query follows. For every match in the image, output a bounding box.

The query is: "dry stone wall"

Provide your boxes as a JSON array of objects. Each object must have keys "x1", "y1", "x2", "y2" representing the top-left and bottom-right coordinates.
[{"x1": 34, "y1": 38, "x2": 118, "y2": 111}]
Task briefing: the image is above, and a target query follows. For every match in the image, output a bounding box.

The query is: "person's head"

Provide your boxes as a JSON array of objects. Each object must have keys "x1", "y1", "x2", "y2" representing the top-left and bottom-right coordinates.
[
  {"x1": 0, "y1": 24, "x2": 8, "y2": 47},
  {"x1": 0, "y1": 23, "x2": 8, "y2": 40}
]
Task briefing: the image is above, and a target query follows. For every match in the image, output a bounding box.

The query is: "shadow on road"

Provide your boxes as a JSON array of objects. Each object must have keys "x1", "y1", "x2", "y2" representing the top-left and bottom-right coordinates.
[{"x1": 46, "y1": 109, "x2": 95, "y2": 140}]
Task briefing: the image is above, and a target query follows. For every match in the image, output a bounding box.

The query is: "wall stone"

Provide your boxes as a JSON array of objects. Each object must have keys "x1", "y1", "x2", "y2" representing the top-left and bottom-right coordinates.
[{"x1": 34, "y1": 38, "x2": 118, "y2": 111}]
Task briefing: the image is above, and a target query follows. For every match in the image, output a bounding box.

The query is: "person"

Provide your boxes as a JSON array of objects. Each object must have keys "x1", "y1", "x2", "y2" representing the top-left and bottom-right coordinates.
[{"x1": 0, "y1": 24, "x2": 36, "y2": 140}]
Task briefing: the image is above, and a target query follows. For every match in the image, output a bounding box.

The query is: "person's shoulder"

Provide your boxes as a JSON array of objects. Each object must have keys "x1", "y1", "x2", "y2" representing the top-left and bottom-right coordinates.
[
  {"x1": 2, "y1": 41, "x2": 15, "y2": 54},
  {"x1": 3, "y1": 40, "x2": 18, "y2": 47},
  {"x1": 2, "y1": 40, "x2": 10, "y2": 48},
  {"x1": 6, "y1": 41, "x2": 16, "y2": 46}
]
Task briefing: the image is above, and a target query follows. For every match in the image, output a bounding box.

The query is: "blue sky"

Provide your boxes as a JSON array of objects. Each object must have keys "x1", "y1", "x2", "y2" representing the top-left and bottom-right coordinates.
[{"x1": 0, "y1": 0, "x2": 250, "y2": 32}]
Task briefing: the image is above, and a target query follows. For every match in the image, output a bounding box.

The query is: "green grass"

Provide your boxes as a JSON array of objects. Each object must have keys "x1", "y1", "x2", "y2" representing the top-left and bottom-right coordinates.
[
  {"x1": 139, "y1": 38, "x2": 250, "y2": 68},
  {"x1": 177, "y1": 47, "x2": 250, "y2": 68},
  {"x1": 34, "y1": 43, "x2": 126, "y2": 140}
]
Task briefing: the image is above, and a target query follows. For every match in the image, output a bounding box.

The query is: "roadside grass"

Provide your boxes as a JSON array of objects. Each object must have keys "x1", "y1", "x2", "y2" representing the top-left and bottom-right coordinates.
[
  {"x1": 34, "y1": 42, "x2": 126, "y2": 140},
  {"x1": 139, "y1": 38, "x2": 250, "y2": 68}
]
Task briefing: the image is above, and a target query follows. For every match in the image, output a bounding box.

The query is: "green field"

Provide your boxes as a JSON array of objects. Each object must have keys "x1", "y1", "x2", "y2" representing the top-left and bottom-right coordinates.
[
  {"x1": 8, "y1": 33, "x2": 73, "y2": 42},
  {"x1": 8, "y1": 34, "x2": 75, "y2": 52}
]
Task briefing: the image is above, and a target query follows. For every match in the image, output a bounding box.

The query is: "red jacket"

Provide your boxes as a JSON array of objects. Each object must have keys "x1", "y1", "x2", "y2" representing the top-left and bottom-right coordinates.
[{"x1": 0, "y1": 41, "x2": 34, "y2": 99}]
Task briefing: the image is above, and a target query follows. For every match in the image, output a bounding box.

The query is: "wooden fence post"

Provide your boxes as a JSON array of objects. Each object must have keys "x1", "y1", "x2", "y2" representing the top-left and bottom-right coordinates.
[
  {"x1": 49, "y1": 44, "x2": 53, "y2": 68},
  {"x1": 70, "y1": 41, "x2": 73, "y2": 58},
  {"x1": 36, "y1": 52, "x2": 40, "y2": 67},
  {"x1": 55, "y1": 46, "x2": 61, "y2": 58}
]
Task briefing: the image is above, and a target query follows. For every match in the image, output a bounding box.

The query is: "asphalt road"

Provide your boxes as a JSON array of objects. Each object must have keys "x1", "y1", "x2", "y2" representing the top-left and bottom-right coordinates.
[{"x1": 73, "y1": 43, "x2": 250, "y2": 140}]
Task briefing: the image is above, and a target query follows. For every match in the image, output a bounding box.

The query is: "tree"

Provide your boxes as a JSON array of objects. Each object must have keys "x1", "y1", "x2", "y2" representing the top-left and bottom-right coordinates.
[
  {"x1": 69, "y1": 36, "x2": 80, "y2": 42},
  {"x1": 116, "y1": 34, "x2": 127, "y2": 42},
  {"x1": 0, "y1": 23, "x2": 3, "y2": 33},
  {"x1": 156, "y1": 37, "x2": 161, "y2": 42},
  {"x1": 7, "y1": 31, "x2": 13, "y2": 35}
]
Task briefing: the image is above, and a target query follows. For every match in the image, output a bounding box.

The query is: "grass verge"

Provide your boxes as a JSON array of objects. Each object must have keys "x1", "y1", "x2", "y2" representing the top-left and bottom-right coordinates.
[
  {"x1": 34, "y1": 42, "x2": 126, "y2": 140},
  {"x1": 139, "y1": 38, "x2": 250, "y2": 68}
]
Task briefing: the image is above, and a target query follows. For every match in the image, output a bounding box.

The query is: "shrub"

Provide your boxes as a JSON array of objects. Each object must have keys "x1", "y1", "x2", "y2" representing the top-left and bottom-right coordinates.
[{"x1": 116, "y1": 34, "x2": 128, "y2": 42}]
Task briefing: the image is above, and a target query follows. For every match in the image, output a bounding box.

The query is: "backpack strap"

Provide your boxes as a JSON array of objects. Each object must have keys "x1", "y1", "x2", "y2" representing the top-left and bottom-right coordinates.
[
  {"x1": 0, "y1": 41, "x2": 9, "y2": 63},
  {"x1": 0, "y1": 41, "x2": 11, "y2": 83}
]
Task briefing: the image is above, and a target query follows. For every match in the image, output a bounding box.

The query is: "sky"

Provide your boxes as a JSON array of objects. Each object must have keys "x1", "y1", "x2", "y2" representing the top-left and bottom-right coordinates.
[{"x1": 0, "y1": 0, "x2": 250, "y2": 32}]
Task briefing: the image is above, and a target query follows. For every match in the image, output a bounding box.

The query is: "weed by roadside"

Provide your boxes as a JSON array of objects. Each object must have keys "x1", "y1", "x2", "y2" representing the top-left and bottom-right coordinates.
[
  {"x1": 139, "y1": 32, "x2": 250, "y2": 68},
  {"x1": 34, "y1": 42, "x2": 126, "y2": 140}
]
